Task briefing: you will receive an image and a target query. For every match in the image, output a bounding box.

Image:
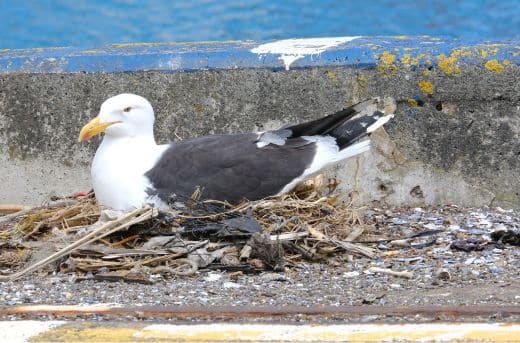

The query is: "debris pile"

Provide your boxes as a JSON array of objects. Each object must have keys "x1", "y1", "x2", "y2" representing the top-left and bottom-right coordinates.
[
  {"x1": 0, "y1": 177, "x2": 377, "y2": 283},
  {"x1": 1, "y1": 178, "x2": 519, "y2": 285}
]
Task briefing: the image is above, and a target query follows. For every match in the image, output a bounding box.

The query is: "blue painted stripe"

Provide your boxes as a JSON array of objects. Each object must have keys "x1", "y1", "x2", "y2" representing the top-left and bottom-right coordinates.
[{"x1": 0, "y1": 37, "x2": 518, "y2": 73}]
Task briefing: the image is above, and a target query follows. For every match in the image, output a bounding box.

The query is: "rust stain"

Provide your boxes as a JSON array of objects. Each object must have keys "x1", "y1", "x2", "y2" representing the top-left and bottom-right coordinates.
[{"x1": 3, "y1": 304, "x2": 520, "y2": 319}]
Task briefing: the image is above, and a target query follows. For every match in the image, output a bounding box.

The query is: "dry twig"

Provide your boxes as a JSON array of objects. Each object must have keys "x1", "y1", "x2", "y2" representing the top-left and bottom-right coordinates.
[{"x1": 0, "y1": 207, "x2": 153, "y2": 281}]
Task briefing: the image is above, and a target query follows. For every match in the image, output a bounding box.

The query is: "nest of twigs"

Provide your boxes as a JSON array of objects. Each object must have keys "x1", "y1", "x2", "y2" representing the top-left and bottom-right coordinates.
[{"x1": 0, "y1": 175, "x2": 375, "y2": 283}]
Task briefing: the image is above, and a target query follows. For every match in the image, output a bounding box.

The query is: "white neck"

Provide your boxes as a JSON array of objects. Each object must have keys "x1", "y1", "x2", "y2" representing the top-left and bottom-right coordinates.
[{"x1": 91, "y1": 135, "x2": 168, "y2": 210}]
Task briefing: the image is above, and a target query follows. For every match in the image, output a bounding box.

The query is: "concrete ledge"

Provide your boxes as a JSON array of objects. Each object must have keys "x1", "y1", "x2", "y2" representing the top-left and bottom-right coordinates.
[
  {"x1": 1, "y1": 36, "x2": 519, "y2": 72},
  {"x1": 1, "y1": 36, "x2": 519, "y2": 208}
]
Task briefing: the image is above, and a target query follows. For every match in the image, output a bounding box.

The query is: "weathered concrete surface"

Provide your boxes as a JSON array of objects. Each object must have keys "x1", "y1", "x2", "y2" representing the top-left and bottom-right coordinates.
[{"x1": 0, "y1": 37, "x2": 519, "y2": 208}]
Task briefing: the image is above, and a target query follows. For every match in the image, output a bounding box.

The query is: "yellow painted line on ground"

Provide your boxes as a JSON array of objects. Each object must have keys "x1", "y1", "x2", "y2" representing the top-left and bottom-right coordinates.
[{"x1": 1, "y1": 322, "x2": 519, "y2": 342}]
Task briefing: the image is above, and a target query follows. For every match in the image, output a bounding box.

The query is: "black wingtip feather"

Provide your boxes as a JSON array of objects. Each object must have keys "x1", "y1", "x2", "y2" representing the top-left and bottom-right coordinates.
[
  {"x1": 331, "y1": 110, "x2": 386, "y2": 148},
  {"x1": 284, "y1": 98, "x2": 379, "y2": 137}
]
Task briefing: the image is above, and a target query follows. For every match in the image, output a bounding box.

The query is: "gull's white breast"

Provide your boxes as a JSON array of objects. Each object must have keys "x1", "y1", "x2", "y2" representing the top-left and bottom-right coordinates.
[{"x1": 91, "y1": 136, "x2": 168, "y2": 210}]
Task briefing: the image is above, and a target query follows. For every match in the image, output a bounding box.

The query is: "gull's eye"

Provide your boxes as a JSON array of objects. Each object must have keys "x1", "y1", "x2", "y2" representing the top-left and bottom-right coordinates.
[{"x1": 123, "y1": 106, "x2": 132, "y2": 112}]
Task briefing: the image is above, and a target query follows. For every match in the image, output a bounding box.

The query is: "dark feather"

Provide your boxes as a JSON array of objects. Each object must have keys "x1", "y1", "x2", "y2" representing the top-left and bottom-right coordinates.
[{"x1": 146, "y1": 133, "x2": 316, "y2": 203}]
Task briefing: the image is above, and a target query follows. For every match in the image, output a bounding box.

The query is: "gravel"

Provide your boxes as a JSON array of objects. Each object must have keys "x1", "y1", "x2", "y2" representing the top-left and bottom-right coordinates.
[{"x1": 1, "y1": 204, "x2": 519, "y2": 321}]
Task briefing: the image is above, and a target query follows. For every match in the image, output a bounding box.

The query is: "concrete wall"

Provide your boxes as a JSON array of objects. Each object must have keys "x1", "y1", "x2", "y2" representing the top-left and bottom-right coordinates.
[{"x1": 0, "y1": 37, "x2": 519, "y2": 208}]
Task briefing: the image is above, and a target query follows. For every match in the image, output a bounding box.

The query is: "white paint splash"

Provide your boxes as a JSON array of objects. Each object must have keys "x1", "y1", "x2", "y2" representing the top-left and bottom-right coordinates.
[{"x1": 251, "y1": 36, "x2": 361, "y2": 70}]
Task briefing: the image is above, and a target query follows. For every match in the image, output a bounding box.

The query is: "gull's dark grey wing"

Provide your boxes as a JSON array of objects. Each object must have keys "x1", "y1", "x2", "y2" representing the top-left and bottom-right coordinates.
[{"x1": 145, "y1": 133, "x2": 316, "y2": 203}]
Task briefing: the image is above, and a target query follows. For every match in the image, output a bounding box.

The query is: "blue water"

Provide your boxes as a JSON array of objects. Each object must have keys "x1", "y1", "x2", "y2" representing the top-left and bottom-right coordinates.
[{"x1": 1, "y1": 0, "x2": 519, "y2": 49}]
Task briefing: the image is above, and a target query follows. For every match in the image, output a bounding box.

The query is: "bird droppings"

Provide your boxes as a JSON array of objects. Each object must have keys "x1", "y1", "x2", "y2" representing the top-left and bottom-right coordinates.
[{"x1": 251, "y1": 36, "x2": 361, "y2": 70}]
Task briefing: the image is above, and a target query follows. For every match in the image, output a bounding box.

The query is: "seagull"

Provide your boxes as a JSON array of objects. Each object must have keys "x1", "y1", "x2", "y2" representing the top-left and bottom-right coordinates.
[{"x1": 79, "y1": 94, "x2": 393, "y2": 210}]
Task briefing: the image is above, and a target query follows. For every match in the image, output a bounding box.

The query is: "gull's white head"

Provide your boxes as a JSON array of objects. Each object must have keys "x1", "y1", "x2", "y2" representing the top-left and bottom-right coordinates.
[{"x1": 79, "y1": 93, "x2": 155, "y2": 141}]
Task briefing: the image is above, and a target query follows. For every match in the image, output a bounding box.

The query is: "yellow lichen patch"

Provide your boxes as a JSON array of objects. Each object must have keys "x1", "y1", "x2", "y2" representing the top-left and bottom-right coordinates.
[
  {"x1": 325, "y1": 70, "x2": 340, "y2": 85},
  {"x1": 377, "y1": 51, "x2": 398, "y2": 74},
  {"x1": 351, "y1": 73, "x2": 369, "y2": 101},
  {"x1": 356, "y1": 73, "x2": 368, "y2": 86},
  {"x1": 484, "y1": 59, "x2": 505, "y2": 73},
  {"x1": 411, "y1": 53, "x2": 427, "y2": 66},
  {"x1": 480, "y1": 49, "x2": 488, "y2": 59},
  {"x1": 418, "y1": 80, "x2": 434, "y2": 95},
  {"x1": 401, "y1": 54, "x2": 411, "y2": 66},
  {"x1": 110, "y1": 42, "x2": 164, "y2": 48},
  {"x1": 437, "y1": 53, "x2": 461, "y2": 74},
  {"x1": 407, "y1": 99, "x2": 418, "y2": 108},
  {"x1": 392, "y1": 35, "x2": 410, "y2": 40},
  {"x1": 503, "y1": 59, "x2": 511, "y2": 65},
  {"x1": 380, "y1": 51, "x2": 396, "y2": 64},
  {"x1": 422, "y1": 69, "x2": 431, "y2": 77}
]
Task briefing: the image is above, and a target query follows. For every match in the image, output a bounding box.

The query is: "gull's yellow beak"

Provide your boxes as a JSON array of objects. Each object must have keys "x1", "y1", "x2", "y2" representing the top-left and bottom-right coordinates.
[{"x1": 78, "y1": 116, "x2": 120, "y2": 142}]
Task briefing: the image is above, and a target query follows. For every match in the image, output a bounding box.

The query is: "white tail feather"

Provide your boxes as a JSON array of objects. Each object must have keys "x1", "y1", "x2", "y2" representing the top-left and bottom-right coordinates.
[
  {"x1": 278, "y1": 138, "x2": 370, "y2": 194},
  {"x1": 367, "y1": 114, "x2": 394, "y2": 133}
]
